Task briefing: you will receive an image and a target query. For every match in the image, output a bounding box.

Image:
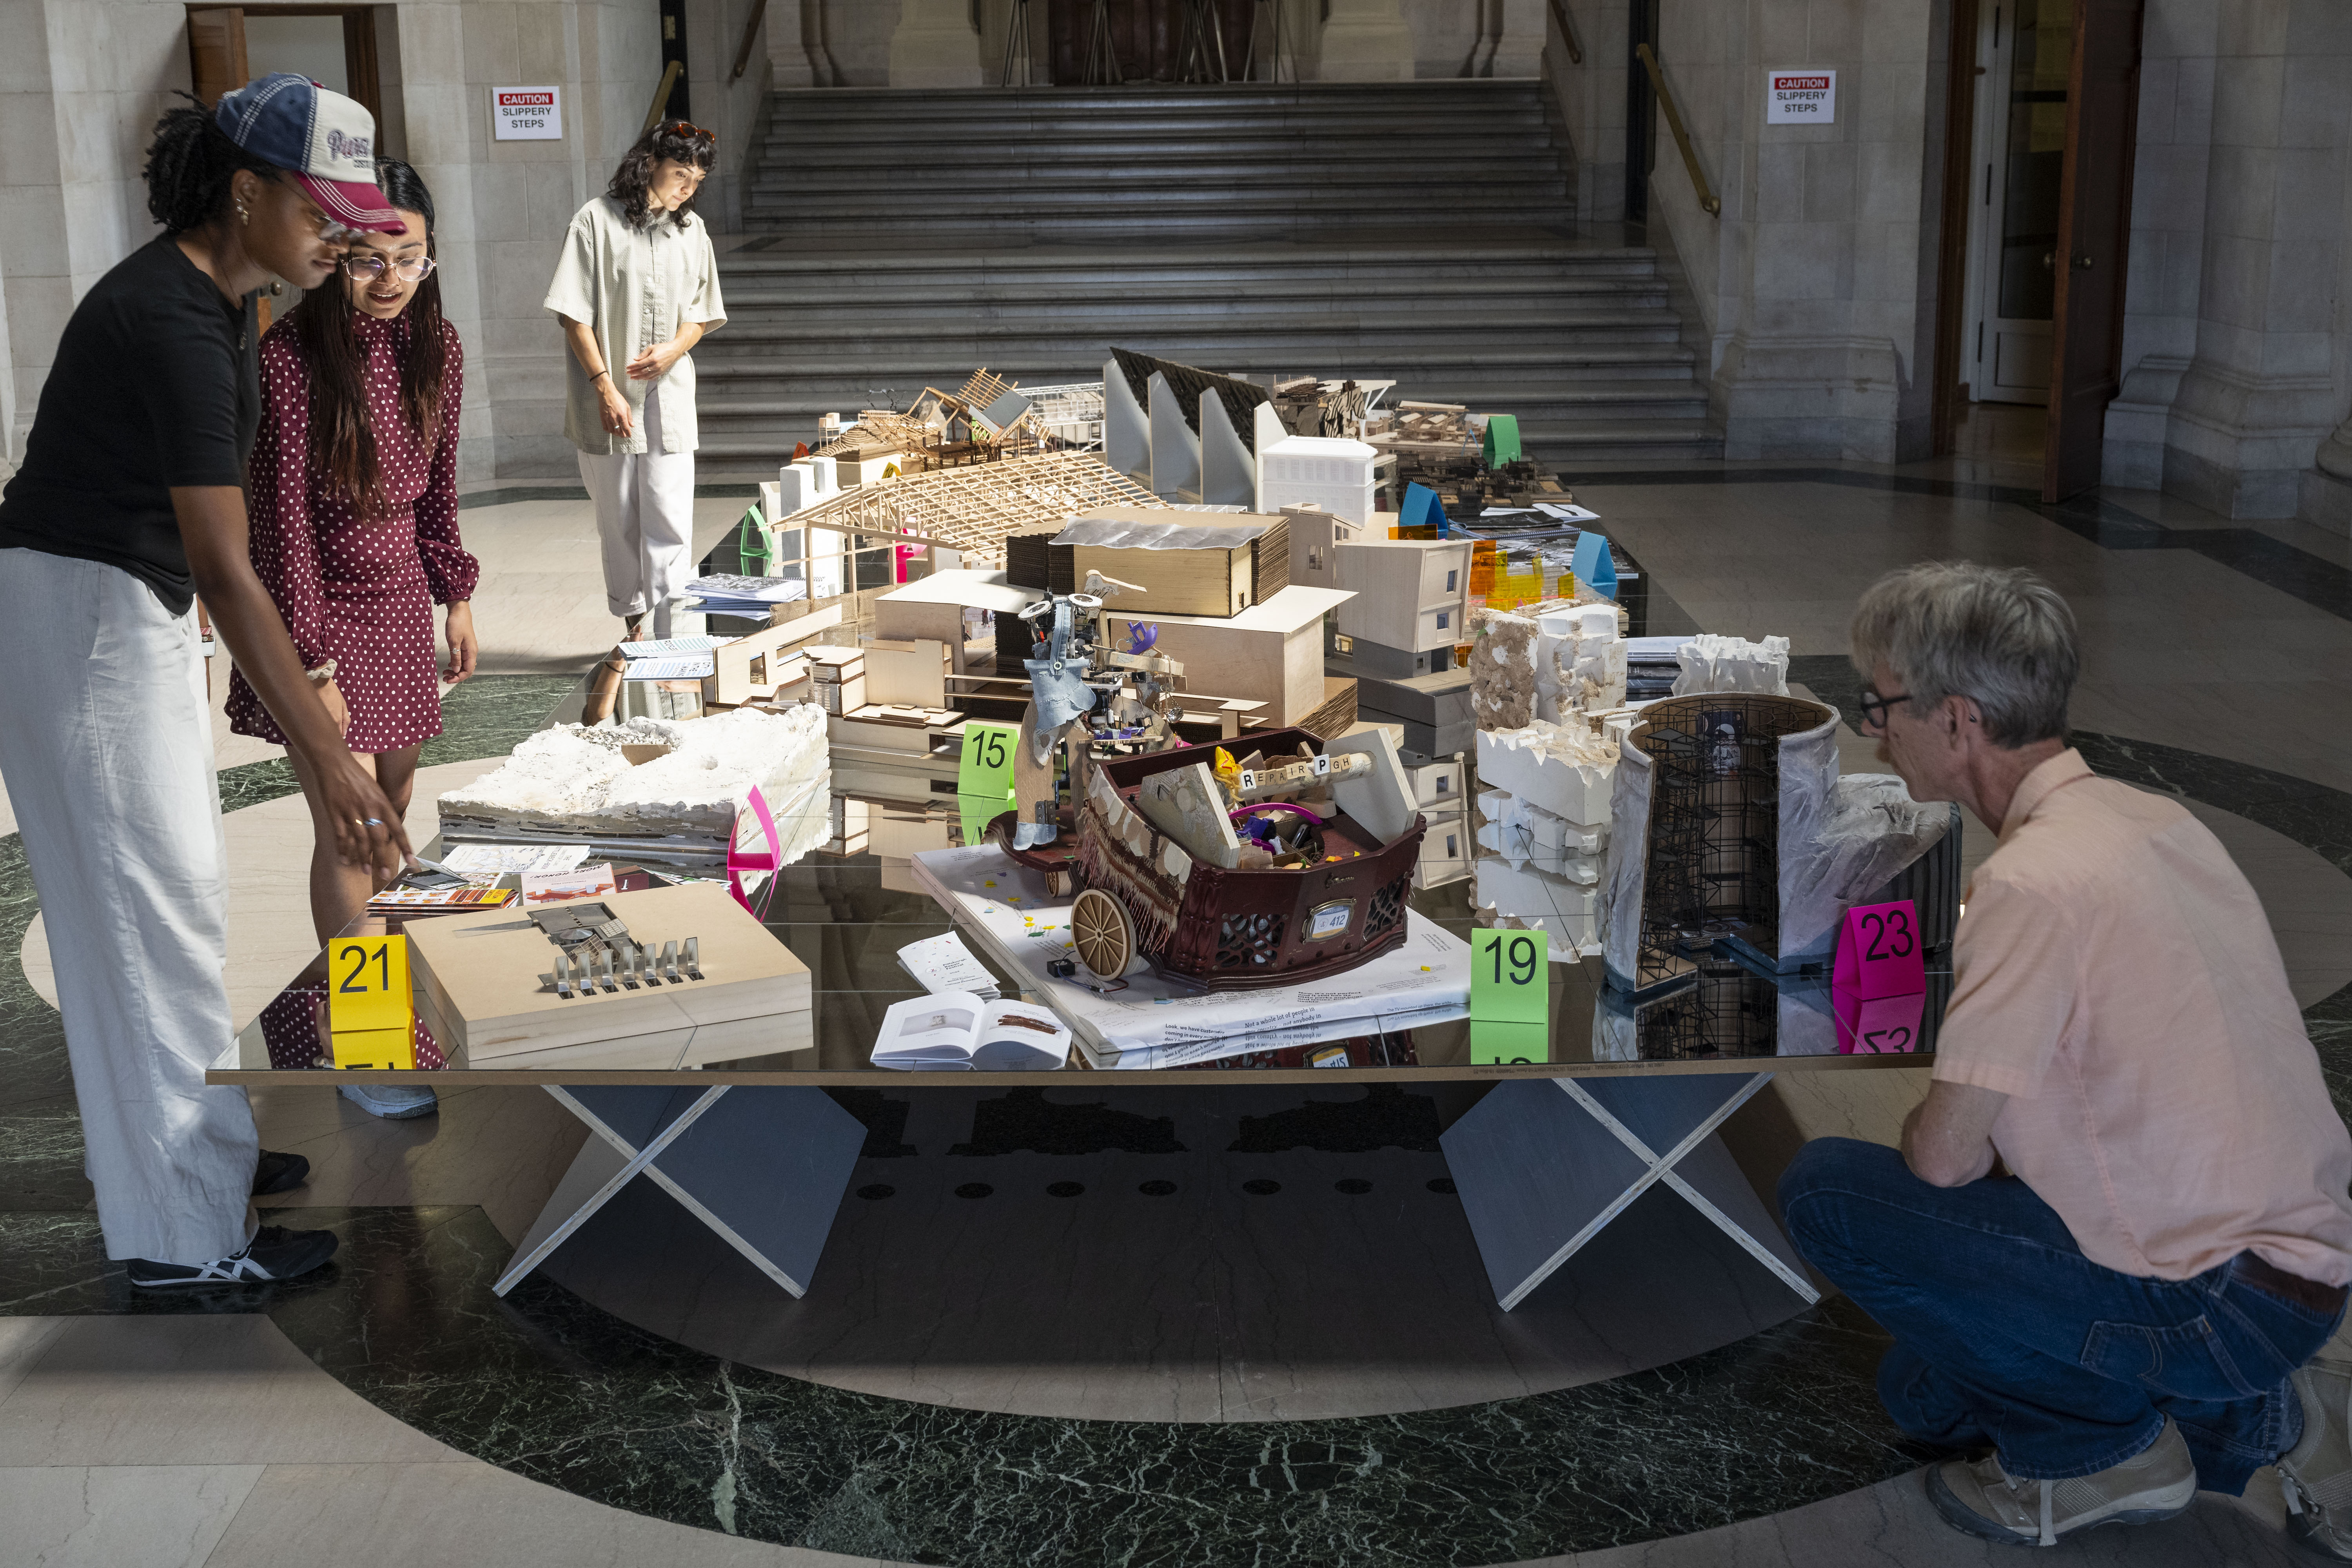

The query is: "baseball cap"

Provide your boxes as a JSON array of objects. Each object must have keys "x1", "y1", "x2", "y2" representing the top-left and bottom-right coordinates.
[{"x1": 212, "y1": 72, "x2": 404, "y2": 234}]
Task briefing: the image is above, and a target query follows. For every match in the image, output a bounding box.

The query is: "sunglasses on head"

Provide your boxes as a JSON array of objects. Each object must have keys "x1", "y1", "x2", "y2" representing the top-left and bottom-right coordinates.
[{"x1": 662, "y1": 120, "x2": 715, "y2": 144}]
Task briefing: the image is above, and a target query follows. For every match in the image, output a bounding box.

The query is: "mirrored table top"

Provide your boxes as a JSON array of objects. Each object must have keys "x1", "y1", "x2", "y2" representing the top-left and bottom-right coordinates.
[{"x1": 211, "y1": 784, "x2": 1944, "y2": 1087}]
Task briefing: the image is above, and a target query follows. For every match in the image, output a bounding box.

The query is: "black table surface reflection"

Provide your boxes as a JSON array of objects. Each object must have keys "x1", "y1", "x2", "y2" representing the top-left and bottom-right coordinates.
[{"x1": 211, "y1": 792, "x2": 1942, "y2": 1087}]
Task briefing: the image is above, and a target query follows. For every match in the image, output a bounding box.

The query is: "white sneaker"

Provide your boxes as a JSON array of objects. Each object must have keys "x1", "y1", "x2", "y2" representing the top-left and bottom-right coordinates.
[
  {"x1": 1927, "y1": 1416, "x2": 2196, "y2": 1547},
  {"x1": 2283, "y1": 1360, "x2": 2352, "y2": 1559},
  {"x1": 340, "y1": 1083, "x2": 439, "y2": 1120}
]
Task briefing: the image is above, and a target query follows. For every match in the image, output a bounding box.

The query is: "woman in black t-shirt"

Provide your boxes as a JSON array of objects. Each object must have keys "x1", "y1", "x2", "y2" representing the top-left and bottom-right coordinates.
[{"x1": 0, "y1": 78, "x2": 412, "y2": 1289}]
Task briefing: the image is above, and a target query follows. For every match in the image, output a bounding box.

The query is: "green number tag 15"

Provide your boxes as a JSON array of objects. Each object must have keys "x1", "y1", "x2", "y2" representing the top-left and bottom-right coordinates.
[
  {"x1": 1470, "y1": 928, "x2": 1548, "y2": 1024},
  {"x1": 957, "y1": 720, "x2": 1017, "y2": 801}
]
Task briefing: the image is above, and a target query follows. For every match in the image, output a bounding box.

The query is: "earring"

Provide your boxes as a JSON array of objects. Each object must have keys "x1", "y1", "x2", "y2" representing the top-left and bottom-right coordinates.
[{"x1": 235, "y1": 202, "x2": 250, "y2": 224}]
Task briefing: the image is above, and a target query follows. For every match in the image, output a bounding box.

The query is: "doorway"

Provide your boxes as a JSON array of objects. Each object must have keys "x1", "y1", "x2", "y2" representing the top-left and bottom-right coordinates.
[
  {"x1": 1933, "y1": 0, "x2": 2143, "y2": 500},
  {"x1": 185, "y1": 5, "x2": 383, "y2": 120},
  {"x1": 1962, "y1": 0, "x2": 2069, "y2": 407},
  {"x1": 186, "y1": 6, "x2": 392, "y2": 332},
  {"x1": 1624, "y1": 0, "x2": 1661, "y2": 223},
  {"x1": 1047, "y1": 0, "x2": 1253, "y2": 85}
]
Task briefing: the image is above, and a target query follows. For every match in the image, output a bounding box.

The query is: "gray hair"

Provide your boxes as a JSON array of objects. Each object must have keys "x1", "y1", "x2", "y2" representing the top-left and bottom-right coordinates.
[{"x1": 1849, "y1": 562, "x2": 2078, "y2": 746}]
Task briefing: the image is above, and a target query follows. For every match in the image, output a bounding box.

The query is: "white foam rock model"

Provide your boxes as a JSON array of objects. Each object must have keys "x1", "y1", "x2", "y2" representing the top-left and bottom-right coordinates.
[
  {"x1": 1671, "y1": 633, "x2": 1790, "y2": 697},
  {"x1": 1474, "y1": 786, "x2": 1604, "y2": 877},
  {"x1": 439, "y1": 707, "x2": 831, "y2": 845},
  {"x1": 1471, "y1": 858, "x2": 1601, "y2": 949},
  {"x1": 1474, "y1": 722, "x2": 1617, "y2": 827}
]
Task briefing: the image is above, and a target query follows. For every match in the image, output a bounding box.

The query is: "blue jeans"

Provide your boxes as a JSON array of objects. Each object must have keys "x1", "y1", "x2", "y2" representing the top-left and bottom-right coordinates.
[{"x1": 1780, "y1": 1138, "x2": 2345, "y2": 1494}]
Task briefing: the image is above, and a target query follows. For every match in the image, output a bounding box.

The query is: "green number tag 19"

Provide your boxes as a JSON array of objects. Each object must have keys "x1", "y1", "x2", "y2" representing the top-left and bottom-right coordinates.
[
  {"x1": 956, "y1": 720, "x2": 1017, "y2": 801},
  {"x1": 1469, "y1": 1019, "x2": 1550, "y2": 1066},
  {"x1": 1470, "y1": 928, "x2": 1548, "y2": 1024}
]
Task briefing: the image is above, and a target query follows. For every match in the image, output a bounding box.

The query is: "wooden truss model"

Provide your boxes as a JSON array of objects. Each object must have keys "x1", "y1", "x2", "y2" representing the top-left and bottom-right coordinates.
[
  {"x1": 816, "y1": 369, "x2": 1049, "y2": 474},
  {"x1": 786, "y1": 451, "x2": 1166, "y2": 569}
]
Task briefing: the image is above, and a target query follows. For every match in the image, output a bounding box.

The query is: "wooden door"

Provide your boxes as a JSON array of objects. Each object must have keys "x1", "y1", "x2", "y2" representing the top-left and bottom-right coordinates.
[
  {"x1": 187, "y1": 8, "x2": 249, "y2": 107},
  {"x1": 2041, "y1": 0, "x2": 2143, "y2": 502}
]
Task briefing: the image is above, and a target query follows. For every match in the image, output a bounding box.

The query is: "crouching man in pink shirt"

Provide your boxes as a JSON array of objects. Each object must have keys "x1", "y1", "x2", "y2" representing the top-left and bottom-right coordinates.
[{"x1": 1779, "y1": 561, "x2": 2352, "y2": 1552}]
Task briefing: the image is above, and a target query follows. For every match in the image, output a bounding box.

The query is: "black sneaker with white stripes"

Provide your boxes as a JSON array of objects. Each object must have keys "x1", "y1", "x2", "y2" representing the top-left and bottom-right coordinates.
[{"x1": 124, "y1": 1226, "x2": 338, "y2": 1289}]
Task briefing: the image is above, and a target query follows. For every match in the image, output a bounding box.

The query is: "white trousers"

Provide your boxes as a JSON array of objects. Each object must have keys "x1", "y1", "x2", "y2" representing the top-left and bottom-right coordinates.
[
  {"x1": 0, "y1": 549, "x2": 257, "y2": 1263},
  {"x1": 577, "y1": 383, "x2": 697, "y2": 619}
]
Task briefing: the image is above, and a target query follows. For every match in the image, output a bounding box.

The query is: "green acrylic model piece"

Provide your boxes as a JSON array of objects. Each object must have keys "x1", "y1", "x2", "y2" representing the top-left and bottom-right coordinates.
[
  {"x1": 1482, "y1": 414, "x2": 1523, "y2": 467},
  {"x1": 736, "y1": 506, "x2": 773, "y2": 573}
]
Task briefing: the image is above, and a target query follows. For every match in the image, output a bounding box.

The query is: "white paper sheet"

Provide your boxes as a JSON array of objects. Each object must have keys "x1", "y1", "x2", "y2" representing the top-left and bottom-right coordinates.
[{"x1": 911, "y1": 844, "x2": 1470, "y2": 1064}]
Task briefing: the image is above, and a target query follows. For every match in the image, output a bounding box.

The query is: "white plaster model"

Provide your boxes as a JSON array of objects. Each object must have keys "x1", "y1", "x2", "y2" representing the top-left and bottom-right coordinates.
[
  {"x1": 1471, "y1": 857, "x2": 1600, "y2": 951},
  {"x1": 440, "y1": 707, "x2": 832, "y2": 848},
  {"x1": 1474, "y1": 786, "x2": 1606, "y2": 869},
  {"x1": 1670, "y1": 633, "x2": 1791, "y2": 697},
  {"x1": 1259, "y1": 435, "x2": 1377, "y2": 524},
  {"x1": 1474, "y1": 722, "x2": 1618, "y2": 826}
]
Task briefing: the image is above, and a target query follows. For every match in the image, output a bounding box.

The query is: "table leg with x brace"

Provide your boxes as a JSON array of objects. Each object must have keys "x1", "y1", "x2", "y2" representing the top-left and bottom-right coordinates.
[
  {"x1": 494, "y1": 1083, "x2": 867, "y2": 1299},
  {"x1": 1439, "y1": 1073, "x2": 1822, "y2": 1312}
]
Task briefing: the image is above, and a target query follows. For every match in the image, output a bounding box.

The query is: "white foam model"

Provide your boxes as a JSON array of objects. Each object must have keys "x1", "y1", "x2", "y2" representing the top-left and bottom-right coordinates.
[
  {"x1": 1474, "y1": 786, "x2": 1606, "y2": 872},
  {"x1": 1250, "y1": 404, "x2": 1288, "y2": 512},
  {"x1": 1470, "y1": 858, "x2": 1600, "y2": 953},
  {"x1": 1103, "y1": 356, "x2": 1150, "y2": 482},
  {"x1": 439, "y1": 706, "x2": 831, "y2": 849},
  {"x1": 1259, "y1": 435, "x2": 1376, "y2": 526},
  {"x1": 1198, "y1": 390, "x2": 1256, "y2": 508},
  {"x1": 1671, "y1": 633, "x2": 1791, "y2": 697},
  {"x1": 1147, "y1": 370, "x2": 1201, "y2": 499},
  {"x1": 1474, "y1": 723, "x2": 1617, "y2": 826}
]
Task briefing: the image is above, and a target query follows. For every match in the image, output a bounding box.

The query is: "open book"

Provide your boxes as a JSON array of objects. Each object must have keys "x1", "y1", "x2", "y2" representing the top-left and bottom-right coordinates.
[{"x1": 871, "y1": 991, "x2": 1071, "y2": 1071}]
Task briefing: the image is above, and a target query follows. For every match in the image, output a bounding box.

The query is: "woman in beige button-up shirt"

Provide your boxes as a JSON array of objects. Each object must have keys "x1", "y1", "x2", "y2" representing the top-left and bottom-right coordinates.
[{"x1": 543, "y1": 120, "x2": 726, "y2": 662}]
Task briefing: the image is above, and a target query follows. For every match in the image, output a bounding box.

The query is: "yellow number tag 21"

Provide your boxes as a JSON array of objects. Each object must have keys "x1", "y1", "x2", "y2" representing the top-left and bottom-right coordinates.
[{"x1": 328, "y1": 935, "x2": 416, "y2": 1070}]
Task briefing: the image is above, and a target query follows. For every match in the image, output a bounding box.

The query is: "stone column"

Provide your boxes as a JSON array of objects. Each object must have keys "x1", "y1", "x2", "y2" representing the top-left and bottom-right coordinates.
[
  {"x1": 766, "y1": 0, "x2": 819, "y2": 88},
  {"x1": 1487, "y1": 0, "x2": 1548, "y2": 78},
  {"x1": 889, "y1": 0, "x2": 983, "y2": 89},
  {"x1": 2299, "y1": 415, "x2": 2352, "y2": 536},
  {"x1": 1319, "y1": 0, "x2": 1416, "y2": 82},
  {"x1": 2159, "y1": 0, "x2": 2349, "y2": 518}
]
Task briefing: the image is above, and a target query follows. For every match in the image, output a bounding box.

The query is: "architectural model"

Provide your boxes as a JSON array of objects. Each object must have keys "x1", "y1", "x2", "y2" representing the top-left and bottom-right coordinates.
[
  {"x1": 774, "y1": 452, "x2": 1166, "y2": 575},
  {"x1": 438, "y1": 707, "x2": 831, "y2": 859},
  {"x1": 405, "y1": 882, "x2": 812, "y2": 1070}
]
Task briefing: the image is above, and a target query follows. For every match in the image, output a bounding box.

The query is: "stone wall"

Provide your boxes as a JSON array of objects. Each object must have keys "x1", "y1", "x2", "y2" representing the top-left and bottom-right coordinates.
[
  {"x1": 1542, "y1": 0, "x2": 1947, "y2": 464},
  {"x1": 387, "y1": 2, "x2": 663, "y2": 479},
  {"x1": 0, "y1": 0, "x2": 191, "y2": 466},
  {"x1": 2104, "y1": 0, "x2": 2352, "y2": 522}
]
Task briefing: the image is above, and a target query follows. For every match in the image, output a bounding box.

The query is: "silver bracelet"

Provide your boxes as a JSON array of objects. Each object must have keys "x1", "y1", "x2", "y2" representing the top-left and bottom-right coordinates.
[{"x1": 307, "y1": 659, "x2": 338, "y2": 683}]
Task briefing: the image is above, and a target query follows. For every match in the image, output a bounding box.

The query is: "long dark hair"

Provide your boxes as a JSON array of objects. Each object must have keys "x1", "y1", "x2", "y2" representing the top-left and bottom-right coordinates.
[
  {"x1": 143, "y1": 95, "x2": 280, "y2": 232},
  {"x1": 281, "y1": 158, "x2": 452, "y2": 515},
  {"x1": 606, "y1": 120, "x2": 717, "y2": 230}
]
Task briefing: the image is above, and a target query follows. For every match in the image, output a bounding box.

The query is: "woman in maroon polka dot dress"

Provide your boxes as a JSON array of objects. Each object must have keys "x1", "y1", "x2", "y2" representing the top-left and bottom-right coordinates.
[{"x1": 229, "y1": 159, "x2": 479, "y2": 951}]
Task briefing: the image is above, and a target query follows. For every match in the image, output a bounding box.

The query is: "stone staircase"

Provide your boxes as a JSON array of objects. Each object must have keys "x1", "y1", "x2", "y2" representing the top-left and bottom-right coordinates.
[{"x1": 698, "y1": 81, "x2": 1721, "y2": 473}]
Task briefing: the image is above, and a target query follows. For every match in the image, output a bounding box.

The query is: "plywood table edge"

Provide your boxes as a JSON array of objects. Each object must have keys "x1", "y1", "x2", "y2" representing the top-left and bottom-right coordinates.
[{"x1": 207, "y1": 1053, "x2": 1934, "y2": 1087}]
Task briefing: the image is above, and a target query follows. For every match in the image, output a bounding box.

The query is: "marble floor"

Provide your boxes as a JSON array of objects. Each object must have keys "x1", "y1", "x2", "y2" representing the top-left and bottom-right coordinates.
[{"x1": 4, "y1": 458, "x2": 2352, "y2": 1566}]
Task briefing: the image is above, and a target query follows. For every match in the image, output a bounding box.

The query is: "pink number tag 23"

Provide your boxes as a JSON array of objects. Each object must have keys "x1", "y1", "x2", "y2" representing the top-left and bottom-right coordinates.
[{"x1": 1832, "y1": 898, "x2": 1925, "y2": 1000}]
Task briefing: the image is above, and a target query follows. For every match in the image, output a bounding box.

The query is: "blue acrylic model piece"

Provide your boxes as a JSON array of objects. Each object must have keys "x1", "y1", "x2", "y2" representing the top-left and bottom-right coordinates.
[
  {"x1": 1398, "y1": 482, "x2": 1451, "y2": 536},
  {"x1": 1571, "y1": 530, "x2": 1618, "y2": 600}
]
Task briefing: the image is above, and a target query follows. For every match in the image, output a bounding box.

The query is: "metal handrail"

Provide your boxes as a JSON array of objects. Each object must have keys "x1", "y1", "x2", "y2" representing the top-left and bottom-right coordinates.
[
  {"x1": 642, "y1": 59, "x2": 684, "y2": 134},
  {"x1": 1546, "y1": 0, "x2": 1583, "y2": 65},
  {"x1": 731, "y1": 0, "x2": 772, "y2": 82},
  {"x1": 1635, "y1": 42, "x2": 1720, "y2": 217}
]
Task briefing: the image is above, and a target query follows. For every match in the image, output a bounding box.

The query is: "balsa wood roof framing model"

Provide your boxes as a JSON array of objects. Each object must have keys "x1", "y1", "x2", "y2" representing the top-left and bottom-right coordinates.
[{"x1": 789, "y1": 452, "x2": 1167, "y2": 566}]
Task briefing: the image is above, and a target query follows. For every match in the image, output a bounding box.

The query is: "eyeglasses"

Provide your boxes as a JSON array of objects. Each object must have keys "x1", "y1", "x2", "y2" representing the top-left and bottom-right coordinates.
[
  {"x1": 274, "y1": 176, "x2": 368, "y2": 245},
  {"x1": 340, "y1": 254, "x2": 438, "y2": 283},
  {"x1": 662, "y1": 120, "x2": 715, "y2": 143},
  {"x1": 1858, "y1": 689, "x2": 1915, "y2": 731}
]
